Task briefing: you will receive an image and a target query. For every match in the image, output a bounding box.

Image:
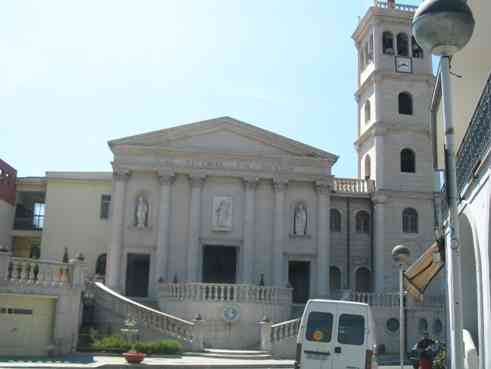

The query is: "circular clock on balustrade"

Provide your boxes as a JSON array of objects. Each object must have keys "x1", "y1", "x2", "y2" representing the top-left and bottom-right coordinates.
[{"x1": 223, "y1": 304, "x2": 240, "y2": 322}]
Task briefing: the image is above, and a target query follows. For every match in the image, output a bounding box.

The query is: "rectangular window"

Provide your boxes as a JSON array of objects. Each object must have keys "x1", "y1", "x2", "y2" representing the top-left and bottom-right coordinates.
[
  {"x1": 33, "y1": 203, "x2": 45, "y2": 229},
  {"x1": 0, "y1": 307, "x2": 33, "y2": 315},
  {"x1": 338, "y1": 314, "x2": 365, "y2": 346},
  {"x1": 100, "y1": 194, "x2": 111, "y2": 219},
  {"x1": 305, "y1": 312, "x2": 333, "y2": 343}
]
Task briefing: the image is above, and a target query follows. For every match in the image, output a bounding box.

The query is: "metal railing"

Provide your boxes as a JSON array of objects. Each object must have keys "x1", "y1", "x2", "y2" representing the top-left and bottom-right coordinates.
[{"x1": 456, "y1": 73, "x2": 491, "y2": 194}]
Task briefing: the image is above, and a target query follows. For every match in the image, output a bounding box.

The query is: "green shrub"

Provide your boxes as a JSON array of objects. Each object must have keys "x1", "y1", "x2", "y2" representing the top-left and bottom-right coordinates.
[{"x1": 90, "y1": 334, "x2": 181, "y2": 355}]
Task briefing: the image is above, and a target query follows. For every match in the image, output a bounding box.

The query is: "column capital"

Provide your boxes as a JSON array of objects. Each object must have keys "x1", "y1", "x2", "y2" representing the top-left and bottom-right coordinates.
[
  {"x1": 243, "y1": 177, "x2": 259, "y2": 191},
  {"x1": 315, "y1": 181, "x2": 331, "y2": 195},
  {"x1": 372, "y1": 194, "x2": 388, "y2": 205},
  {"x1": 189, "y1": 175, "x2": 206, "y2": 189},
  {"x1": 158, "y1": 171, "x2": 175, "y2": 186},
  {"x1": 113, "y1": 169, "x2": 131, "y2": 181},
  {"x1": 273, "y1": 179, "x2": 288, "y2": 193}
]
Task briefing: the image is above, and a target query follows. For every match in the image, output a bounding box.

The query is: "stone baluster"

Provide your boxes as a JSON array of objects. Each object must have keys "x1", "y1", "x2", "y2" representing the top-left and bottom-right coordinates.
[
  {"x1": 155, "y1": 171, "x2": 175, "y2": 295},
  {"x1": 187, "y1": 175, "x2": 205, "y2": 282},
  {"x1": 273, "y1": 180, "x2": 287, "y2": 287},
  {"x1": 106, "y1": 169, "x2": 130, "y2": 290}
]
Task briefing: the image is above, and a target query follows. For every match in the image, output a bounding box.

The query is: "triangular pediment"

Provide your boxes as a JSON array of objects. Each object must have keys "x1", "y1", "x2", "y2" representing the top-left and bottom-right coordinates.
[{"x1": 109, "y1": 117, "x2": 338, "y2": 162}]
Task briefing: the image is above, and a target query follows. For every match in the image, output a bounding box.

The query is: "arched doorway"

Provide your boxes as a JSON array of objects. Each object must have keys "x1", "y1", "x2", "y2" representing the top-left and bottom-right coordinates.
[
  {"x1": 459, "y1": 213, "x2": 482, "y2": 353},
  {"x1": 355, "y1": 267, "x2": 371, "y2": 292}
]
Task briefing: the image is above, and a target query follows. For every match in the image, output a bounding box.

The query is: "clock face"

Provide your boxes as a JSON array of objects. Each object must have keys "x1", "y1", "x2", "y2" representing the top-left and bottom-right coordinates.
[{"x1": 395, "y1": 56, "x2": 412, "y2": 73}]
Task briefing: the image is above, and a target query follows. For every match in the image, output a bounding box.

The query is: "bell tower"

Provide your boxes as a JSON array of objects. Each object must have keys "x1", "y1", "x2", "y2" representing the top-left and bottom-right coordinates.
[
  {"x1": 352, "y1": 1, "x2": 434, "y2": 193},
  {"x1": 352, "y1": 1, "x2": 438, "y2": 292}
]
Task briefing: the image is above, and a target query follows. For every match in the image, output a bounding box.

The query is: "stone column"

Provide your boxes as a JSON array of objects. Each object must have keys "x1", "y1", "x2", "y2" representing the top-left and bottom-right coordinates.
[
  {"x1": 154, "y1": 171, "x2": 175, "y2": 291},
  {"x1": 242, "y1": 177, "x2": 258, "y2": 283},
  {"x1": 373, "y1": 194, "x2": 387, "y2": 292},
  {"x1": 106, "y1": 170, "x2": 130, "y2": 290},
  {"x1": 187, "y1": 175, "x2": 205, "y2": 282},
  {"x1": 316, "y1": 181, "x2": 331, "y2": 298},
  {"x1": 273, "y1": 180, "x2": 287, "y2": 287}
]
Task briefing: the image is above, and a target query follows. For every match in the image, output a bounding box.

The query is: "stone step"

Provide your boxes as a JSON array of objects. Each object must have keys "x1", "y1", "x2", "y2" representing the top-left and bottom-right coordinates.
[{"x1": 189, "y1": 349, "x2": 272, "y2": 359}]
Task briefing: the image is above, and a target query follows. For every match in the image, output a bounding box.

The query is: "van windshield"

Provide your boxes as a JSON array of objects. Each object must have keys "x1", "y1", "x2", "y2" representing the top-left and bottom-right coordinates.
[
  {"x1": 338, "y1": 314, "x2": 365, "y2": 345},
  {"x1": 305, "y1": 312, "x2": 333, "y2": 343}
]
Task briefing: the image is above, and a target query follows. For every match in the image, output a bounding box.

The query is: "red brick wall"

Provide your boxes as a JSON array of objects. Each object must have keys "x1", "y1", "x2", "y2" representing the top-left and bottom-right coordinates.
[{"x1": 0, "y1": 159, "x2": 17, "y2": 206}]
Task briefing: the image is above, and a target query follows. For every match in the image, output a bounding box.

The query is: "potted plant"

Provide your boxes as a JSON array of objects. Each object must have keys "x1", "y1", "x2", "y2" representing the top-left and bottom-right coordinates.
[{"x1": 121, "y1": 318, "x2": 145, "y2": 364}]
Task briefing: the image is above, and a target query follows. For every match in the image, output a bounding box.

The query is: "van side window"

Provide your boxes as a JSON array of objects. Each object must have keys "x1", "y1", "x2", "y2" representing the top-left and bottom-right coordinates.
[
  {"x1": 338, "y1": 314, "x2": 365, "y2": 345},
  {"x1": 306, "y1": 312, "x2": 333, "y2": 343}
]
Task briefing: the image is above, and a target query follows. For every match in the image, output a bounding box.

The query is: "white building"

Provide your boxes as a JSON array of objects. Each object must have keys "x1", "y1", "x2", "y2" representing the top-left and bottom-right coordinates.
[{"x1": 0, "y1": 1, "x2": 449, "y2": 357}]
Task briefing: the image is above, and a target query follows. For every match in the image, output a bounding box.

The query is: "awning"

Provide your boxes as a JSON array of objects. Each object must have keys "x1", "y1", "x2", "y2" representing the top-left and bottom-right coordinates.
[{"x1": 403, "y1": 239, "x2": 445, "y2": 302}]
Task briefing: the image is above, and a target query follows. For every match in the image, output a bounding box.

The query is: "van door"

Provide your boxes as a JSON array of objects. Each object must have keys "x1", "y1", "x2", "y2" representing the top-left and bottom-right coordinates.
[
  {"x1": 301, "y1": 303, "x2": 336, "y2": 369},
  {"x1": 332, "y1": 304, "x2": 367, "y2": 369}
]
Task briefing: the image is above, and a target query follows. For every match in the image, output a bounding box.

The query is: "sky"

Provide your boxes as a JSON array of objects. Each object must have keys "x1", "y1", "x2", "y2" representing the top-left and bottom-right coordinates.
[{"x1": 1, "y1": 0, "x2": 422, "y2": 178}]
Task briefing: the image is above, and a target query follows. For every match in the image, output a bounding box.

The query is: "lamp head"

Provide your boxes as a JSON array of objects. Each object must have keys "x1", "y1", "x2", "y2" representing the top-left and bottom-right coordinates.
[
  {"x1": 412, "y1": 0, "x2": 475, "y2": 56},
  {"x1": 392, "y1": 244, "x2": 411, "y2": 265}
]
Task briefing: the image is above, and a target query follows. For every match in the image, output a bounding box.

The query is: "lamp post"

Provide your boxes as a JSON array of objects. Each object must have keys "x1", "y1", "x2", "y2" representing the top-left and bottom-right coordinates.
[
  {"x1": 412, "y1": 2, "x2": 475, "y2": 369},
  {"x1": 392, "y1": 244, "x2": 411, "y2": 369}
]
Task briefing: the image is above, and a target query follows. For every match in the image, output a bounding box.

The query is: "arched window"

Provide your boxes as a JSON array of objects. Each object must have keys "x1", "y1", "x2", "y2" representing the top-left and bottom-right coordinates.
[
  {"x1": 412, "y1": 36, "x2": 424, "y2": 58},
  {"x1": 419, "y1": 318, "x2": 429, "y2": 334},
  {"x1": 402, "y1": 208, "x2": 418, "y2": 233},
  {"x1": 355, "y1": 267, "x2": 371, "y2": 292},
  {"x1": 95, "y1": 253, "x2": 107, "y2": 275},
  {"x1": 364, "y1": 155, "x2": 371, "y2": 180},
  {"x1": 383, "y1": 31, "x2": 394, "y2": 55},
  {"x1": 330, "y1": 266, "x2": 342, "y2": 291},
  {"x1": 398, "y1": 92, "x2": 413, "y2": 115},
  {"x1": 330, "y1": 209, "x2": 341, "y2": 232},
  {"x1": 400, "y1": 148, "x2": 415, "y2": 173},
  {"x1": 364, "y1": 100, "x2": 371, "y2": 123},
  {"x1": 355, "y1": 211, "x2": 370, "y2": 234},
  {"x1": 397, "y1": 33, "x2": 409, "y2": 56}
]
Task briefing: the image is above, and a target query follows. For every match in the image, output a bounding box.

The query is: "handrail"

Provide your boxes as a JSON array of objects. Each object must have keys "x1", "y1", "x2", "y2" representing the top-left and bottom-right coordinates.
[
  {"x1": 271, "y1": 318, "x2": 300, "y2": 343},
  {"x1": 160, "y1": 282, "x2": 292, "y2": 305},
  {"x1": 93, "y1": 282, "x2": 194, "y2": 342}
]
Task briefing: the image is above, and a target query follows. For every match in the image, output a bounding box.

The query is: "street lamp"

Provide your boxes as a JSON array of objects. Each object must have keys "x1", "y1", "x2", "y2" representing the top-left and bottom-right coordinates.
[
  {"x1": 392, "y1": 244, "x2": 410, "y2": 369},
  {"x1": 412, "y1": 2, "x2": 475, "y2": 369}
]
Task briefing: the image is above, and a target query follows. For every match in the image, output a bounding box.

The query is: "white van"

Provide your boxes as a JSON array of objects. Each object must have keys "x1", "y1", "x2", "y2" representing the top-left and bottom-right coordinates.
[{"x1": 295, "y1": 299, "x2": 378, "y2": 369}]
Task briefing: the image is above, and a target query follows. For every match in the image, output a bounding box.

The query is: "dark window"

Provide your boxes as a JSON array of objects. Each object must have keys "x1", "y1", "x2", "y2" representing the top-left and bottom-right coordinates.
[
  {"x1": 306, "y1": 312, "x2": 333, "y2": 343},
  {"x1": 364, "y1": 100, "x2": 371, "y2": 123},
  {"x1": 355, "y1": 211, "x2": 370, "y2": 234},
  {"x1": 402, "y1": 208, "x2": 418, "y2": 233},
  {"x1": 95, "y1": 253, "x2": 107, "y2": 275},
  {"x1": 364, "y1": 155, "x2": 371, "y2": 179},
  {"x1": 433, "y1": 319, "x2": 443, "y2": 334},
  {"x1": 100, "y1": 194, "x2": 111, "y2": 219},
  {"x1": 33, "y1": 202, "x2": 45, "y2": 229},
  {"x1": 338, "y1": 314, "x2": 365, "y2": 345},
  {"x1": 419, "y1": 318, "x2": 428, "y2": 334},
  {"x1": 330, "y1": 209, "x2": 341, "y2": 232},
  {"x1": 368, "y1": 34, "x2": 374, "y2": 61},
  {"x1": 401, "y1": 148, "x2": 415, "y2": 173},
  {"x1": 387, "y1": 318, "x2": 400, "y2": 332},
  {"x1": 398, "y1": 92, "x2": 413, "y2": 115},
  {"x1": 397, "y1": 33, "x2": 409, "y2": 56},
  {"x1": 330, "y1": 266, "x2": 341, "y2": 290},
  {"x1": 412, "y1": 36, "x2": 424, "y2": 58},
  {"x1": 383, "y1": 31, "x2": 394, "y2": 55}
]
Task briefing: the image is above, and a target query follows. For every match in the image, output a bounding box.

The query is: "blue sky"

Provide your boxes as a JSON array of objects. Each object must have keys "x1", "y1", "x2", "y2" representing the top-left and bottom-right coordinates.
[{"x1": 1, "y1": 0, "x2": 422, "y2": 178}]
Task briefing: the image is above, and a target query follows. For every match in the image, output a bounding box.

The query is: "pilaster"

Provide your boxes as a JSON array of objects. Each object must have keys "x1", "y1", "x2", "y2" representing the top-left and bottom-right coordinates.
[
  {"x1": 272, "y1": 179, "x2": 287, "y2": 287},
  {"x1": 316, "y1": 181, "x2": 331, "y2": 298},
  {"x1": 106, "y1": 169, "x2": 130, "y2": 291},
  {"x1": 372, "y1": 193, "x2": 388, "y2": 292},
  {"x1": 242, "y1": 177, "x2": 258, "y2": 283},
  {"x1": 187, "y1": 175, "x2": 205, "y2": 282},
  {"x1": 154, "y1": 171, "x2": 175, "y2": 293}
]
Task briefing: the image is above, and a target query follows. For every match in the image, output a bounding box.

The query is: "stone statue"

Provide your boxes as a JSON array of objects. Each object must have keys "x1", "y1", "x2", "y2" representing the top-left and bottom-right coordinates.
[
  {"x1": 293, "y1": 203, "x2": 307, "y2": 236},
  {"x1": 135, "y1": 195, "x2": 148, "y2": 228}
]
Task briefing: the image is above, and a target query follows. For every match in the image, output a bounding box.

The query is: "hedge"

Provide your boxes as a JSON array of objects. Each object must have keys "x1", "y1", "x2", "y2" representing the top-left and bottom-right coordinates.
[{"x1": 90, "y1": 333, "x2": 181, "y2": 355}]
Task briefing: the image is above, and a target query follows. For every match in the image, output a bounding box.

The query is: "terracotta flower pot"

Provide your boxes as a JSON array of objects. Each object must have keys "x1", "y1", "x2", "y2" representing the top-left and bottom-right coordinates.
[{"x1": 123, "y1": 351, "x2": 145, "y2": 364}]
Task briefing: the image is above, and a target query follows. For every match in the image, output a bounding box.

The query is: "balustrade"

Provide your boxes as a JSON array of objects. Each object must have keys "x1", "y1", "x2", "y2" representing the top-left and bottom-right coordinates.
[
  {"x1": 93, "y1": 282, "x2": 194, "y2": 342},
  {"x1": 333, "y1": 178, "x2": 375, "y2": 194},
  {"x1": 271, "y1": 318, "x2": 300, "y2": 343},
  {"x1": 159, "y1": 283, "x2": 292, "y2": 305},
  {"x1": 375, "y1": 1, "x2": 417, "y2": 12},
  {"x1": 6, "y1": 257, "x2": 72, "y2": 286}
]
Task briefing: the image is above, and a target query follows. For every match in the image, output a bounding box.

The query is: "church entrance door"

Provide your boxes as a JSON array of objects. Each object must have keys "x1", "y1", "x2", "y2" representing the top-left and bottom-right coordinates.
[
  {"x1": 125, "y1": 253, "x2": 150, "y2": 297},
  {"x1": 202, "y1": 245, "x2": 237, "y2": 283},
  {"x1": 289, "y1": 261, "x2": 310, "y2": 304}
]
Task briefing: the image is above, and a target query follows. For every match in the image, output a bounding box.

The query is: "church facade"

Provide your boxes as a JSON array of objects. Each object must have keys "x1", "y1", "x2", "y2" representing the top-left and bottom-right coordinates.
[{"x1": 1, "y1": 1, "x2": 448, "y2": 356}]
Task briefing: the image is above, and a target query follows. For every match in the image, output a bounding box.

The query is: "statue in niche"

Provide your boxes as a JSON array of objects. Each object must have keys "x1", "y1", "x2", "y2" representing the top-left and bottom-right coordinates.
[
  {"x1": 212, "y1": 196, "x2": 232, "y2": 230},
  {"x1": 135, "y1": 195, "x2": 149, "y2": 228},
  {"x1": 293, "y1": 203, "x2": 308, "y2": 236}
]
